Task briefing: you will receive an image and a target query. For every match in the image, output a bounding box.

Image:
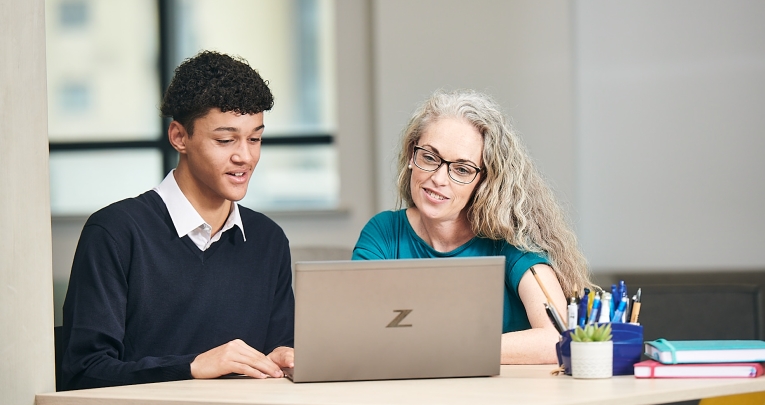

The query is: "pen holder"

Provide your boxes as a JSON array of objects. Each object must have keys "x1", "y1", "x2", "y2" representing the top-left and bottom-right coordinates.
[{"x1": 556, "y1": 323, "x2": 643, "y2": 376}]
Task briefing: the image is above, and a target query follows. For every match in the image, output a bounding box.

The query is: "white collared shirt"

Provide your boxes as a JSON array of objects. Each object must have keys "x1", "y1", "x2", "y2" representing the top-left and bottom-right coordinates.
[{"x1": 153, "y1": 171, "x2": 246, "y2": 251}]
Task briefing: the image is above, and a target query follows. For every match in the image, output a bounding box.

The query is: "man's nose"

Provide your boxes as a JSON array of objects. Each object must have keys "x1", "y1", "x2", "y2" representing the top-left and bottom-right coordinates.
[{"x1": 232, "y1": 142, "x2": 253, "y2": 163}]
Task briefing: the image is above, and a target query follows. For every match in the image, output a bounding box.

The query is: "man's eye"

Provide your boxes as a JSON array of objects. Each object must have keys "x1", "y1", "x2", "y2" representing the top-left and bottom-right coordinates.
[
  {"x1": 217, "y1": 139, "x2": 233, "y2": 144},
  {"x1": 249, "y1": 137, "x2": 262, "y2": 143}
]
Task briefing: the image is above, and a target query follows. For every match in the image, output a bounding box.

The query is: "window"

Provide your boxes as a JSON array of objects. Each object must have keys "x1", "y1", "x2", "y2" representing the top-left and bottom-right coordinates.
[{"x1": 46, "y1": 0, "x2": 338, "y2": 216}]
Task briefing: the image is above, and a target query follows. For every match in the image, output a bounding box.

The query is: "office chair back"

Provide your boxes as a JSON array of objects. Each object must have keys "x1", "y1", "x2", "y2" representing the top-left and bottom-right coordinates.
[
  {"x1": 54, "y1": 325, "x2": 63, "y2": 391},
  {"x1": 636, "y1": 284, "x2": 762, "y2": 405}
]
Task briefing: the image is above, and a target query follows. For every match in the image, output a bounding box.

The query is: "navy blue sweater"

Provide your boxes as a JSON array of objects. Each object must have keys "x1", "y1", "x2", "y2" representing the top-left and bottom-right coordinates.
[{"x1": 60, "y1": 191, "x2": 295, "y2": 390}]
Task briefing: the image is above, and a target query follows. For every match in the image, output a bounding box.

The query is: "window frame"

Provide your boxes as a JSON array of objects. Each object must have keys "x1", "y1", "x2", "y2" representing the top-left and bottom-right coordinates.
[{"x1": 48, "y1": 0, "x2": 334, "y2": 196}]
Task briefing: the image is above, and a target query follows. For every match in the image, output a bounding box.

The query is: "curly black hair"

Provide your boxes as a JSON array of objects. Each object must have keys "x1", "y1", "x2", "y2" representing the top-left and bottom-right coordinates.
[{"x1": 160, "y1": 50, "x2": 274, "y2": 135}]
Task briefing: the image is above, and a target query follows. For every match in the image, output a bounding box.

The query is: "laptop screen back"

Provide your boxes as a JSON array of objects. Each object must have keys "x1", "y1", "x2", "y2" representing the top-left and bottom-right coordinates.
[{"x1": 290, "y1": 256, "x2": 505, "y2": 382}]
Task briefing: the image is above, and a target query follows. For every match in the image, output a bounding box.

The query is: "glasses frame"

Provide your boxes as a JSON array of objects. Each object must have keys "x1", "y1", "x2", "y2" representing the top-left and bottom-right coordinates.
[{"x1": 412, "y1": 146, "x2": 482, "y2": 185}]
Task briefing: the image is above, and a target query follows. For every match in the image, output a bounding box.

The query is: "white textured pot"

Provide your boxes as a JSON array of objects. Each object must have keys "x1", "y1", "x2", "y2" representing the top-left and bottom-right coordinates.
[{"x1": 571, "y1": 341, "x2": 613, "y2": 379}]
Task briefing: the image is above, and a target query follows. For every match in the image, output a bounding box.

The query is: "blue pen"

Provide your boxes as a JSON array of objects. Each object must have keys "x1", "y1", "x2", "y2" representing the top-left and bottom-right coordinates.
[
  {"x1": 612, "y1": 294, "x2": 629, "y2": 323},
  {"x1": 618, "y1": 280, "x2": 627, "y2": 300},
  {"x1": 578, "y1": 288, "x2": 590, "y2": 328},
  {"x1": 620, "y1": 280, "x2": 629, "y2": 322},
  {"x1": 610, "y1": 284, "x2": 618, "y2": 319},
  {"x1": 587, "y1": 292, "x2": 602, "y2": 324}
]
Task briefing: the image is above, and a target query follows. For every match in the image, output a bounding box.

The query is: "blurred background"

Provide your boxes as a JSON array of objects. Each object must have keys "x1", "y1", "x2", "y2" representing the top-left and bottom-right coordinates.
[{"x1": 44, "y1": 0, "x2": 765, "y2": 327}]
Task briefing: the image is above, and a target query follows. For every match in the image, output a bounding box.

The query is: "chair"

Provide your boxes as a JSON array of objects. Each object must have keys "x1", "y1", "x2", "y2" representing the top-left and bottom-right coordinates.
[
  {"x1": 289, "y1": 246, "x2": 353, "y2": 289},
  {"x1": 638, "y1": 284, "x2": 762, "y2": 342},
  {"x1": 54, "y1": 325, "x2": 63, "y2": 391},
  {"x1": 290, "y1": 246, "x2": 352, "y2": 270}
]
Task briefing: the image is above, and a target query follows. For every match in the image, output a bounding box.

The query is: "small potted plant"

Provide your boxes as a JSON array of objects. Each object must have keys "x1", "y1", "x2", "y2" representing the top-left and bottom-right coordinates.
[{"x1": 570, "y1": 323, "x2": 613, "y2": 379}]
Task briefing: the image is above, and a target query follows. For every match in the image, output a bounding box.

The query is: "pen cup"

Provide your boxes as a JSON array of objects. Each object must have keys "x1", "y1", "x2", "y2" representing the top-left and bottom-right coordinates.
[{"x1": 556, "y1": 323, "x2": 643, "y2": 376}]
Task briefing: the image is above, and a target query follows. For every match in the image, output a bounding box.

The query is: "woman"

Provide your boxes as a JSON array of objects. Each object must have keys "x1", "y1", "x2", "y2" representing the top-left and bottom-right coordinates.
[{"x1": 352, "y1": 89, "x2": 593, "y2": 364}]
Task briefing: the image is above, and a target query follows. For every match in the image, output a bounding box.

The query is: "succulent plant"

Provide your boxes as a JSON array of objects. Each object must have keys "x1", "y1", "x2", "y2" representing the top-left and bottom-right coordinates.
[{"x1": 571, "y1": 323, "x2": 612, "y2": 342}]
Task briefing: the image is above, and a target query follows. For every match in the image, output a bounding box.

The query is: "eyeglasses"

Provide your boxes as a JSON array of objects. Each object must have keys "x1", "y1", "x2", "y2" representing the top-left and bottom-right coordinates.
[{"x1": 412, "y1": 146, "x2": 482, "y2": 184}]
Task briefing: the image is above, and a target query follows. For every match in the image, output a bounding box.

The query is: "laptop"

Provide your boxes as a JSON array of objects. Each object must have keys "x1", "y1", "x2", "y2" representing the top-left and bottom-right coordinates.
[{"x1": 285, "y1": 256, "x2": 505, "y2": 383}]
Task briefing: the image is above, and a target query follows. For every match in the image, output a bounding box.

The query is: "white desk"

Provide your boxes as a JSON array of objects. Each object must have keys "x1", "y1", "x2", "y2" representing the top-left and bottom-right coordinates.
[{"x1": 36, "y1": 365, "x2": 765, "y2": 405}]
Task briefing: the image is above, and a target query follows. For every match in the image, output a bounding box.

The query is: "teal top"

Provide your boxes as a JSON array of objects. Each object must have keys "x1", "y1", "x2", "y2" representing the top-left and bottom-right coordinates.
[{"x1": 352, "y1": 209, "x2": 549, "y2": 333}]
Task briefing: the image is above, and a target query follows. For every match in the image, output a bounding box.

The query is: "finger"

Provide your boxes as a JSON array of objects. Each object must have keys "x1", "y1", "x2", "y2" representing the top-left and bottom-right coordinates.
[
  {"x1": 250, "y1": 356, "x2": 284, "y2": 378},
  {"x1": 282, "y1": 350, "x2": 294, "y2": 368},
  {"x1": 215, "y1": 340, "x2": 274, "y2": 378},
  {"x1": 233, "y1": 347, "x2": 283, "y2": 378},
  {"x1": 230, "y1": 361, "x2": 270, "y2": 379},
  {"x1": 268, "y1": 347, "x2": 294, "y2": 368}
]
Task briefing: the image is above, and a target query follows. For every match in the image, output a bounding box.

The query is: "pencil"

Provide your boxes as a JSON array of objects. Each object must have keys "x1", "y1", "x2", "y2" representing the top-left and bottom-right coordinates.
[
  {"x1": 529, "y1": 267, "x2": 567, "y2": 329},
  {"x1": 630, "y1": 288, "x2": 642, "y2": 324}
]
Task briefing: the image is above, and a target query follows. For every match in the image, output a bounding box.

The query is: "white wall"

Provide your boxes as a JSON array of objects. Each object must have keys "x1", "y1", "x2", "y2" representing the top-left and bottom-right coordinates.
[
  {"x1": 576, "y1": 0, "x2": 765, "y2": 270},
  {"x1": 1, "y1": 0, "x2": 56, "y2": 402}
]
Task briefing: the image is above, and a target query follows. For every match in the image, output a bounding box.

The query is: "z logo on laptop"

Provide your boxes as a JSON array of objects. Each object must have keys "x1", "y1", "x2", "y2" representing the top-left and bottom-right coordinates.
[{"x1": 386, "y1": 309, "x2": 413, "y2": 328}]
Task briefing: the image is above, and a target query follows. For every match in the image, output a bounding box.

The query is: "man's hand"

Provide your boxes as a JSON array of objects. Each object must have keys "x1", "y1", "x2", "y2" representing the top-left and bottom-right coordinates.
[
  {"x1": 267, "y1": 346, "x2": 294, "y2": 369},
  {"x1": 190, "y1": 339, "x2": 285, "y2": 379}
]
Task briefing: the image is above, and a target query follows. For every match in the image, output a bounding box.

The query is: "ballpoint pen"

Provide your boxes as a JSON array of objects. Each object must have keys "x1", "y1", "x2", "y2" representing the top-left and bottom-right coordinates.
[
  {"x1": 578, "y1": 288, "x2": 590, "y2": 328},
  {"x1": 626, "y1": 285, "x2": 638, "y2": 321},
  {"x1": 612, "y1": 294, "x2": 629, "y2": 323},
  {"x1": 567, "y1": 297, "x2": 578, "y2": 330},
  {"x1": 618, "y1": 280, "x2": 628, "y2": 322},
  {"x1": 598, "y1": 292, "x2": 612, "y2": 323},
  {"x1": 544, "y1": 302, "x2": 566, "y2": 335},
  {"x1": 618, "y1": 280, "x2": 627, "y2": 299},
  {"x1": 587, "y1": 292, "x2": 602, "y2": 324}
]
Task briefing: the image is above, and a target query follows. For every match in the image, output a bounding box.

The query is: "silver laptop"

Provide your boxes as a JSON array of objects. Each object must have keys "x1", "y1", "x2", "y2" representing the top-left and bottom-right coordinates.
[{"x1": 286, "y1": 256, "x2": 505, "y2": 383}]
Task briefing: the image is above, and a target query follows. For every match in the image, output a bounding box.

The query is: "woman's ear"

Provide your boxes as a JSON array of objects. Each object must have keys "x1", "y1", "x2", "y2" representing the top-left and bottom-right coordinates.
[{"x1": 167, "y1": 121, "x2": 188, "y2": 154}]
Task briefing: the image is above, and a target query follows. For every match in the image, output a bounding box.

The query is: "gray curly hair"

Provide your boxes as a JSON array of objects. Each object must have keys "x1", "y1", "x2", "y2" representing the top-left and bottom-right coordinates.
[{"x1": 396, "y1": 89, "x2": 592, "y2": 297}]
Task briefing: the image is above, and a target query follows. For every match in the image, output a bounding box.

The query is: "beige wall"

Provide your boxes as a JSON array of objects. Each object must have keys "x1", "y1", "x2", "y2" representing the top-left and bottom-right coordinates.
[{"x1": 0, "y1": 0, "x2": 55, "y2": 402}]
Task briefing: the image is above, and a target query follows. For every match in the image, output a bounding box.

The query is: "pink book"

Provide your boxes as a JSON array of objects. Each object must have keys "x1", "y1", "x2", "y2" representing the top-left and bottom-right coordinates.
[{"x1": 634, "y1": 359, "x2": 765, "y2": 378}]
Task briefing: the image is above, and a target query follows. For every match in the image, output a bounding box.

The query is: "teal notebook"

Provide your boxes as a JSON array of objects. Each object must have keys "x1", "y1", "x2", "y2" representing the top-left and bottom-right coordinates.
[{"x1": 645, "y1": 339, "x2": 765, "y2": 364}]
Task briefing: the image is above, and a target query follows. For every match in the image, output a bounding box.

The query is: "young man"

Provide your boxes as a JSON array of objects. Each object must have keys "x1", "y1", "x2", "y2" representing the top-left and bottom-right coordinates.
[{"x1": 60, "y1": 51, "x2": 294, "y2": 391}]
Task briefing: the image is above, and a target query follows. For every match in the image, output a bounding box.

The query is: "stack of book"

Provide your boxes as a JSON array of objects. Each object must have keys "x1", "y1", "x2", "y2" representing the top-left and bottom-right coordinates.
[{"x1": 635, "y1": 339, "x2": 765, "y2": 378}]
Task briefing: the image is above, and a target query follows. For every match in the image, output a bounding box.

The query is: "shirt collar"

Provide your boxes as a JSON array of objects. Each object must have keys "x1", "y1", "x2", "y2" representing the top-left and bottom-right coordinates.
[{"x1": 153, "y1": 170, "x2": 246, "y2": 241}]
